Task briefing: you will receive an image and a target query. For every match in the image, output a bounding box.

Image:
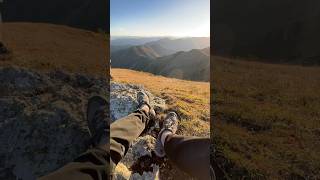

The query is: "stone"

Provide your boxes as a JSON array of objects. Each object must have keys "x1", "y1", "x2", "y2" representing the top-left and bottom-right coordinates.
[
  {"x1": 111, "y1": 81, "x2": 165, "y2": 180},
  {"x1": 110, "y1": 82, "x2": 166, "y2": 122},
  {"x1": 0, "y1": 66, "x2": 107, "y2": 180}
]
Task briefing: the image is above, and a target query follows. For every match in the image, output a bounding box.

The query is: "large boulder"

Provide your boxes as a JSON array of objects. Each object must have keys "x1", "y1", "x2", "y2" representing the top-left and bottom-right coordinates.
[{"x1": 0, "y1": 66, "x2": 108, "y2": 180}]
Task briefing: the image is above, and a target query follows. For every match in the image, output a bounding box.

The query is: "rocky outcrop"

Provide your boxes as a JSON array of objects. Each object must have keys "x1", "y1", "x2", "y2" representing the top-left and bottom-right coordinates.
[
  {"x1": 0, "y1": 66, "x2": 108, "y2": 180},
  {"x1": 110, "y1": 82, "x2": 166, "y2": 123},
  {"x1": 110, "y1": 82, "x2": 166, "y2": 180},
  {"x1": 0, "y1": 66, "x2": 177, "y2": 180}
]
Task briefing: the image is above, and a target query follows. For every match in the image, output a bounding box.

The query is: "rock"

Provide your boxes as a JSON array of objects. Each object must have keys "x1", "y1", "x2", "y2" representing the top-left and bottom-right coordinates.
[
  {"x1": 121, "y1": 135, "x2": 156, "y2": 168},
  {"x1": 114, "y1": 163, "x2": 160, "y2": 180},
  {"x1": 114, "y1": 163, "x2": 131, "y2": 180},
  {"x1": 0, "y1": 66, "x2": 49, "y2": 96},
  {"x1": 111, "y1": 82, "x2": 165, "y2": 180},
  {"x1": 75, "y1": 74, "x2": 94, "y2": 88},
  {"x1": 0, "y1": 66, "x2": 107, "y2": 180},
  {"x1": 49, "y1": 70, "x2": 71, "y2": 82},
  {"x1": 130, "y1": 165, "x2": 160, "y2": 180},
  {"x1": 110, "y1": 82, "x2": 166, "y2": 122}
]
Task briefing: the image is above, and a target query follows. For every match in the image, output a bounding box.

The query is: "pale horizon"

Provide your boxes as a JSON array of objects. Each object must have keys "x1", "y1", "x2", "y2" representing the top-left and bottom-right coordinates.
[{"x1": 111, "y1": 35, "x2": 210, "y2": 40}]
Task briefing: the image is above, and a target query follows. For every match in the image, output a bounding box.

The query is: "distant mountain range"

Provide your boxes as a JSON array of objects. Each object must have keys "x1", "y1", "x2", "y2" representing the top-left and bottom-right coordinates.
[
  {"x1": 111, "y1": 37, "x2": 210, "y2": 53},
  {"x1": 146, "y1": 37, "x2": 210, "y2": 52},
  {"x1": 1, "y1": 0, "x2": 108, "y2": 31},
  {"x1": 111, "y1": 37, "x2": 164, "y2": 46},
  {"x1": 111, "y1": 37, "x2": 210, "y2": 81},
  {"x1": 144, "y1": 47, "x2": 210, "y2": 81}
]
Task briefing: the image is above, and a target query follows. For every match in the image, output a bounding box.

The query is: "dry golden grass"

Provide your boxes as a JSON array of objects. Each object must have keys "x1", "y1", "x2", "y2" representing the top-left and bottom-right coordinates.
[
  {"x1": 212, "y1": 56, "x2": 320, "y2": 179},
  {"x1": 111, "y1": 68, "x2": 210, "y2": 137},
  {"x1": 0, "y1": 22, "x2": 108, "y2": 76}
]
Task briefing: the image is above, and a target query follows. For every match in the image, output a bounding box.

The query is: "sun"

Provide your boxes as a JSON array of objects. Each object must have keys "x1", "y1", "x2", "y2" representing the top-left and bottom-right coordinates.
[
  {"x1": 173, "y1": 21, "x2": 210, "y2": 37},
  {"x1": 188, "y1": 21, "x2": 210, "y2": 37}
]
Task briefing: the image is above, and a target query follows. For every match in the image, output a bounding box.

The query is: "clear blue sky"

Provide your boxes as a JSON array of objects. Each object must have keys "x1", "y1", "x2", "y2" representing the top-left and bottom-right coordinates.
[{"x1": 111, "y1": 0, "x2": 210, "y2": 37}]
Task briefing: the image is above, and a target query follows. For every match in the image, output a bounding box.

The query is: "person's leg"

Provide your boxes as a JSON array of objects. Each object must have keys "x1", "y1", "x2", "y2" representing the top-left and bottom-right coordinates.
[
  {"x1": 39, "y1": 96, "x2": 109, "y2": 180},
  {"x1": 38, "y1": 148, "x2": 109, "y2": 180},
  {"x1": 110, "y1": 91, "x2": 155, "y2": 176},
  {"x1": 40, "y1": 92, "x2": 155, "y2": 180},
  {"x1": 164, "y1": 135, "x2": 211, "y2": 180},
  {"x1": 110, "y1": 109, "x2": 148, "y2": 164},
  {"x1": 155, "y1": 112, "x2": 211, "y2": 180}
]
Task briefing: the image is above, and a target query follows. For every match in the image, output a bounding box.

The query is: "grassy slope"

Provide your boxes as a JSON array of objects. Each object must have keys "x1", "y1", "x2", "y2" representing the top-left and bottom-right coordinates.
[
  {"x1": 111, "y1": 68, "x2": 210, "y2": 137},
  {"x1": 0, "y1": 22, "x2": 108, "y2": 76},
  {"x1": 212, "y1": 56, "x2": 320, "y2": 179}
]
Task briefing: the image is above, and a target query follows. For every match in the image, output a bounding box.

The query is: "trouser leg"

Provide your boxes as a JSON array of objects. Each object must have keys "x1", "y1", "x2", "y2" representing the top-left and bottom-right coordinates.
[
  {"x1": 39, "y1": 109, "x2": 148, "y2": 180},
  {"x1": 164, "y1": 135, "x2": 211, "y2": 180},
  {"x1": 38, "y1": 148, "x2": 109, "y2": 180},
  {"x1": 110, "y1": 109, "x2": 148, "y2": 165}
]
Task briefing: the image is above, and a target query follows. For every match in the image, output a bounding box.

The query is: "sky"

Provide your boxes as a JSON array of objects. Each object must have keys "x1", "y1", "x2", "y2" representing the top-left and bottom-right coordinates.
[{"x1": 111, "y1": 0, "x2": 210, "y2": 37}]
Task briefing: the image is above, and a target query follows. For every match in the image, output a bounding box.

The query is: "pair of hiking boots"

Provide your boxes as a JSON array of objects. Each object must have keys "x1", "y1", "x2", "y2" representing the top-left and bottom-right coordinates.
[{"x1": 87, "y1": 92, "x2": 178, "y2": 158}]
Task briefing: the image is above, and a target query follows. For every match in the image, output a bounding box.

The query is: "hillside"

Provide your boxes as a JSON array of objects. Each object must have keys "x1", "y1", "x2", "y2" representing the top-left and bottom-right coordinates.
[
  {"x1": 146, "y1": 37, "x2": 210, "y2": 52},
  {"x1": 212, "y1": 56, "x2": 320, "y2": 179},
  {"x1": 111, "y1": 44, "x2": 210, "y2": 82},
  {"x1": 145, "y1": 48, "x2": 210, "y2": 81},
  {"x1": 144, "y1": 43, "x2": 176, "y2": 56},
  {"x1": 0, "y1": 23, "x2": 108, "y2": 76},
  {"x1": 111, "y1": 44, "x2": 132, "y2": 53},
  {"x1": 111, "y1": 68, "x2": 210, "y2": 137},
  {"x1": 201, "y1": 47, "x2": 210, "y2": 56},
  {"x1": 213, "y1": 0, "x2": 320, "y2": 63},
  {"x1": 1, "y1": 0, "x2": 108, "y2": 31},
  {"x1": 111, "y1": 45, "x2": 159, "y2": 69}
]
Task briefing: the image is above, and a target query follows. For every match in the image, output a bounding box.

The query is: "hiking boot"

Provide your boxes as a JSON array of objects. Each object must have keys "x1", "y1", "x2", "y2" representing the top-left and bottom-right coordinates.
[
  {"x1": 0, "y1": 42, "x2": 9, "y2": 54},
  {"x1": 137, "y1": 91, "x2": 156, "y2": 117},
  {"x1": 87, "y1": 95, "x2": 108, "y2": 150},
  {"x1": 154, "y1": 112, "x2": 179, "y2": 157}
]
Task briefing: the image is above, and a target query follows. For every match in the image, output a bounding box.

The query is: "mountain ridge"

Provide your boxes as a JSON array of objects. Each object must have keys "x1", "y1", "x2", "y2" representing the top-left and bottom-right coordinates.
[
  {"x1": 145, "y1": 37, "x2": 210, "y2": 52},
  {"x1": 111, "y1": 45, "x2": 210, "y2": 82}
]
